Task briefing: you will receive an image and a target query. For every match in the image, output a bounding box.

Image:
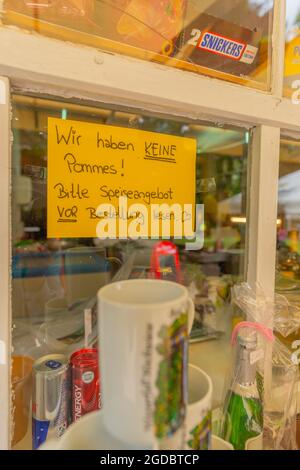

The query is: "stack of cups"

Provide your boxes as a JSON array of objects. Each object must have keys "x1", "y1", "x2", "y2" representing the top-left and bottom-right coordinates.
[{"x1": 98, "y1": 279, "x2": 212, "y2": 450}]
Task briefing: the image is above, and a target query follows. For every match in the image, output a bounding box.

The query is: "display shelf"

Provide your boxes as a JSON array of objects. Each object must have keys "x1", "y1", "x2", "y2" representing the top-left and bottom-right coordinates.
[{"x1": 11, "y1": 338, "x2": 230, "y2": 450}]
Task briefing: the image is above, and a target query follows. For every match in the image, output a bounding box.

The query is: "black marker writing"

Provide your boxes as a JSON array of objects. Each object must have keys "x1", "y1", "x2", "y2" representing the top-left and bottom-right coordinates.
[
  {"x1": 145, "y1": 142, "x2": 176, "y2": 158},
  {"x1": 54, "y1": 183, "x2": 89, "y2": 199},
  {"x1": 56, "y1": 125, "x2": 82, "y2": 146},
  {"x1": 99, "y1": 185, "x2": 174, "y2": 205},
  {"x1": 64, "y1": 153, "x2": 117, "y2": 175},
  {"x1": 97, "y1": 133, "x2": 135, "y2": 152},
  {"x1": 57, "y1": 205, "x2": 78, "y2": 222}
]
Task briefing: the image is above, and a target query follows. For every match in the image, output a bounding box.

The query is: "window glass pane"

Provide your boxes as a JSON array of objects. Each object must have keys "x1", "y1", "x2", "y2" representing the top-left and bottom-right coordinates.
[
  {"x1": 2, "y1": 1, "x2": 274, "y2": 89},
  {"x1": 276, "y1": 136, "x2": 300, "y2": 445},
  {"x1": 276, "y1": 136, "x2": 300, "y2": 326},
  {"x1": 11, "y1": 94, "x2": 248, "y2": 449},
  {"x1": 285, "y1": 0, "x2": 300, "y2": 98}
]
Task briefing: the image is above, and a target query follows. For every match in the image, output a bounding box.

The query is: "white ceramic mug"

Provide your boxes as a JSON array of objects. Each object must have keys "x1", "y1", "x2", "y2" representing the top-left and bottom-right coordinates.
[
  {"x1": 184, "y1": 365, "x2": 212, "y2": 450},
  {"x1": 98, "y1": 279, "x2": 194, "y2": 448},
  {"x1": 159, "y1": 364, "x2": 212, "y2": 450}
]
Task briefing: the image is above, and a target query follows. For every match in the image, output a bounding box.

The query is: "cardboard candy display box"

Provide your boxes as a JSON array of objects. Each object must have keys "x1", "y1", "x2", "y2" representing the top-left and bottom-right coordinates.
[{"x1": 2, "y1": 1, "x2": 266, "y2": 87}]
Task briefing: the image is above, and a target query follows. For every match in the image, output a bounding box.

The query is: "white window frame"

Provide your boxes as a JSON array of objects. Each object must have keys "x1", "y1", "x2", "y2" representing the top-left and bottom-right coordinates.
[
  {"x1": 0, "y1": 0, "x2": 295, "y2": 449},
  {"x1": 0, "y1": 76, "x2": 11, "y2": 450}
]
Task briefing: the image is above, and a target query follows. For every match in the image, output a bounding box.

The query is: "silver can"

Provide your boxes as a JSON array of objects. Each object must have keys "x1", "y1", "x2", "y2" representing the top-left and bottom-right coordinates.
[{"x1": 32, "y1": 354, "x2": 69, "y2": 449}]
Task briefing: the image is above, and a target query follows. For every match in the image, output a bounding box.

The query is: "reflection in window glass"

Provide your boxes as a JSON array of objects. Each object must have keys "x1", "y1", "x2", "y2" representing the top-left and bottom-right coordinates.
[
  {"x1": 2, "y1": 1, "x2": 273, "y2": 89},
  {"x1": 11, "y1": 94, "x2": 248, "y2": 449},
  {"x1": 276, "y1": 137, "x2": 300, "y2": 355},
  {"x1": 285, "y1": 0, "x2": 300, "y2": 97}
]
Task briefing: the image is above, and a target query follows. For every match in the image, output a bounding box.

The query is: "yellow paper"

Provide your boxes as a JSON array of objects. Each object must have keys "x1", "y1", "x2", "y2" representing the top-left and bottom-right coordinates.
[
  {"x1": 47, "y1": 117, "x2": 196, "y2": 238},
  {"x1": 285, "y1": 33, "x2": 300, "y2": 78}
]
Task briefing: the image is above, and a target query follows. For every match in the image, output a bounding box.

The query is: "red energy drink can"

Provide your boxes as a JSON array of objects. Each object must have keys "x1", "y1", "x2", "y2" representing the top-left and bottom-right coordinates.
[{"x1": 70, "y1": 348, "x2": 101, "y2": 422}]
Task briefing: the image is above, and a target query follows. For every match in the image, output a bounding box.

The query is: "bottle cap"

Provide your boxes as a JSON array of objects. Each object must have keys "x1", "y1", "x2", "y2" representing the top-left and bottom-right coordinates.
[{"x1": 237, "y1": 327, "x2": 257, "y2": 349}]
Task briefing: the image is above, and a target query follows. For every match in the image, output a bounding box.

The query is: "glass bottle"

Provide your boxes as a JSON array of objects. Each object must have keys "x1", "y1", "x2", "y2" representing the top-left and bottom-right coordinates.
[{"x1": 222, "y1": 328, "x2": 263, "y2": 450}]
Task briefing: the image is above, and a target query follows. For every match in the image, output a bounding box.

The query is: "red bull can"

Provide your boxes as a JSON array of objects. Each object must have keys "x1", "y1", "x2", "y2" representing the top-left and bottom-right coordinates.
[{"x1": 32, "y1": 354, "x2": 69, "y2": 449}]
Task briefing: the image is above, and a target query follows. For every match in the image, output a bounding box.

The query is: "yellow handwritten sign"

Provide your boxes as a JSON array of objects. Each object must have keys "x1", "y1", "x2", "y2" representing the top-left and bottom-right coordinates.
[
  {"x1": 47, "y1": 117, "x2": 196, "y2": 238},
  {"x1": 285, "y1": 34, "x2": 300, "y2": 78}
]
